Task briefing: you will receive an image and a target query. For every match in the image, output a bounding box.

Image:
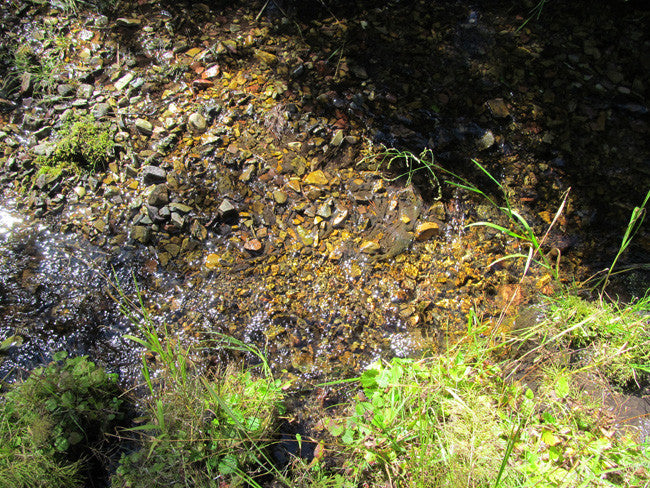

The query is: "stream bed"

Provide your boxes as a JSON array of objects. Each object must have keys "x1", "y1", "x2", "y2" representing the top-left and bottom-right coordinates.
[{"x1": 0, "y1": 0, "x2": 648, "y2": 407}]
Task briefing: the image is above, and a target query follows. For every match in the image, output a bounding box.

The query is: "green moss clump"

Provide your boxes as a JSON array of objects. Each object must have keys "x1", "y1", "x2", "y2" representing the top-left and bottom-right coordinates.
[{"x1": 37, "y1": 114, "x2": 115, "y2": 174}]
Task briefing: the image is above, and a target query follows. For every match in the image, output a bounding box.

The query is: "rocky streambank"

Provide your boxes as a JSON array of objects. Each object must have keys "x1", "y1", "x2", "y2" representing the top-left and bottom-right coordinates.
[{"x1": 0, "y1": 0, "x2": 648, "y2": 382}]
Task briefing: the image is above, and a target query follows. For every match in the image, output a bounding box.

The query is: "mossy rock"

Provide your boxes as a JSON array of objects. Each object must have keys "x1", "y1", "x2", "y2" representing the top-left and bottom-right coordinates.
[{"x1": 35, "y1": 114, "x2": 115, "y2": 175}]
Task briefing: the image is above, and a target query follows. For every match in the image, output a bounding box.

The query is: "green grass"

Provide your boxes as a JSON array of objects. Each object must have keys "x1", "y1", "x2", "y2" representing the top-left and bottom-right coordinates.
[
  {"x1": 298, "y1": 297, "x2": 650, "y2": 488},
  {"x1": 541, "y1": 293, "x2": 650, "y2": 388},
  {"x1": 113, "y1": 281, "x2": 289, "y2": 488},
  {"x1": 361, "y1": 144, "x2": 567, "y2": 280}
]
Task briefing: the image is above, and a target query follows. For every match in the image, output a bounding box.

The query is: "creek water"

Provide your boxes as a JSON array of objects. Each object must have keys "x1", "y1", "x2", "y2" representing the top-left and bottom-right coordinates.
[
  {"x1": 0, "y1": 204, "x2": 142, "y2": 381},
  {"x1": 0, "y1": 0, "x2": 648, "y2": 431}
]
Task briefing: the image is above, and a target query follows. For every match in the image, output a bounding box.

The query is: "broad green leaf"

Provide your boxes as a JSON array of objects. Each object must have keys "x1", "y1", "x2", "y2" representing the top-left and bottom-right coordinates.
[{"x1": 555, "y1": 376, "x2": 570, "y2": 399}]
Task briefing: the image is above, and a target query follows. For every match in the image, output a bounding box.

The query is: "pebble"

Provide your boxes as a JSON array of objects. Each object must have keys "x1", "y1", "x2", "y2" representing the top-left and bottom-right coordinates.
[
  {"x1": 273, "y1": 190, "x2": 288, "y2": 204},
  {"x1": 415, "y1": 222, "x2": 440, "y2": 241},
  {"x1": 360, "y1": 241, "x2": 381, "y2": 254},
  {"x1": 135, "y1": 118, "x2": 153, "y2": 136},
  {"x1": 332, "y1": 208, "x2": 348, "y2": 228},
  {"x1": 331, "y1": 129, "x2": 345, "y2": 146},
  {"x1": 92, "y1": 103, "x2": 111, "y2": 119},
  {"x1": 57, "y1": 84, "x2": 75, "y2": 97},
  {"x1": 75, "y1": 84, "x2": 93, "y2": 101},
  {"x1": 486, "y1": 98, "x2": 510, "y2": 118},
  {"x1": 147, "y1": 184, "x2": 169, "y2": 206},
  {"x1": 114, "y1": 72, "x2": 134, "y2": 91},
  {"x1": 115, "y1": 18, "x2": 142, "y2": 27},
  {"x1": 188, "y1": 112, "x2": 207, "y2": 133},
  {"x1": 219, "y1": 199, "x2": 237, "y2": 220},
  {"x1": 254, "y1": 49, "x2": 278, "y2": 66},
  {"x1": 476, "y1": 130, "x2": 495, "y2": 151},
  {"x1": 168, "y1": 202, "x2": 192, "y2": 214},
  {"x1": 303, "y1": 170, "x2": 329, "y2": 186},
  {"x1": 131, "y1": 225, "x2": 151, "y2": 244},
  {"x1": 244, "y1": 238, "x2": 263, "y2": 252},
  {"x1": 170, "y1": 212, "x2": 185, "y2": 228}
]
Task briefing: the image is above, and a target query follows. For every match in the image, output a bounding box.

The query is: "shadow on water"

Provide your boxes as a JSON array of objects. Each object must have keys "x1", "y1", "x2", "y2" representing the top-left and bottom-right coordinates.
[{"x1": 115, "y1": 0, "x2": 649, "y2": 282}]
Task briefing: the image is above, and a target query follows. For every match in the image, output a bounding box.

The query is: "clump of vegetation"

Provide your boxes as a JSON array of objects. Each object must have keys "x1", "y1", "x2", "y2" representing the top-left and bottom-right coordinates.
[
  {"x1": 310, "y1": 305, "x2": 650, "y2": 487},
  {"x1": 544, "y1": 293, "x2": 650, "y2": 388},
  {"x1": 36, "y1": 113, "x2": 115, "y2": 175},
  {"x1": 0, "y1": 352, "x2": 125, "y2": 488},
  {"x1": 112, "y1": 291, "x2": 287, "y2": 487}
]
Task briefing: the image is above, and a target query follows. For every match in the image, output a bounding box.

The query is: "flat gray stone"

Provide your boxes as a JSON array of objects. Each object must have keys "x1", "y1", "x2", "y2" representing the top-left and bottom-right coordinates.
[
  {"x1": 114, "y1": 72, "x2": 134, "y2": 91},
  {"x1": 92, "y1": 103, "x2": 111, "y2": 119},
  {"x1": 141, "y1": 166, "x2": 167, "y2": 186}
]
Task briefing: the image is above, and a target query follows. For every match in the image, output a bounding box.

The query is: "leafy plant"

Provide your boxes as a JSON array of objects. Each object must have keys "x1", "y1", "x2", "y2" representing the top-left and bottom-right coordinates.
[{"x1": 0, "y1": 352, "x2": 125, "y2": 488}]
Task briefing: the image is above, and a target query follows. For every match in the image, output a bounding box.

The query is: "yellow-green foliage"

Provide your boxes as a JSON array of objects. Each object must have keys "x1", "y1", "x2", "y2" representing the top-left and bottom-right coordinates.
[
  {"x1": 548, "y1": 293, "x2": 650, "y2": 387},
  {"x1": 37, "y1": 114, "x2": 115, "y2": 173}
]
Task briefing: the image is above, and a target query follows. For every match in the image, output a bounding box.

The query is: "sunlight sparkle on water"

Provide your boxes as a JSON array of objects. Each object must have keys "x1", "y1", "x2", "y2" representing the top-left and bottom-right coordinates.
[{"x1": 0, "y1": 208, "x2": 21, "y2": 235}]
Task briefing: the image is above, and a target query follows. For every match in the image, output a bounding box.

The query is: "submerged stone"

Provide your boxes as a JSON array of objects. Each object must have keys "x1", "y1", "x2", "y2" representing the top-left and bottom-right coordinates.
[{"x1": 415, "y1": 222, "x2": 440, "y2": 241}]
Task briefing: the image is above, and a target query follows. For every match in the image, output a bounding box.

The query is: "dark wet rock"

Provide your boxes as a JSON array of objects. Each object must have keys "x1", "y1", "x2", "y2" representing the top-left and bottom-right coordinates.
[
  {"x1": 254, "y1": 49, "x2": 278, "y2": 66},
  {"x1": 141, "y1": 166, "x2": 167, "y2": 185},
  {"x1": 218, "y1": 199, "x2": 238, "y2": 222},
  {"x1": 331, "y1": 129, "x2": 344, "y2": 146},
  {"x1": 476, "y1": 130, "x2": 495, "y2": 151},
  {"x1": 131, "y1": 225, "x2": 150, "y2": 244},
  {"x1": 190, "y1": 220, "x2": 207, "y2": 240},
  {"x1": 487, "y1": 98, "x2": 510, "y2": 118},
  {"x1": 168, "y1": 202, "x2": 192, "y2": 214},
  {"x1": 170, "y1": 212, "x2": 185, "y2": 228},
  {"x1": 429, "y1": 201, "x2": 446, "y2": 221},
  {"x1": 33, "y1": 126, "x2": 52, "y2": 141},
  {"x1": 147, "y1": 184, "x2": 169, "y2": 207},
  {"x1": 22, "y1": 114, "x2": 44, "y2": 131}
]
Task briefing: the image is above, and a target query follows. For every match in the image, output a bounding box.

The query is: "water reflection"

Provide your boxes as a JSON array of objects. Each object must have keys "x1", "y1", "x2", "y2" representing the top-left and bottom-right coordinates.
[{"x1": 0, "y1": 207, "x2": 142, "y2": 382}]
